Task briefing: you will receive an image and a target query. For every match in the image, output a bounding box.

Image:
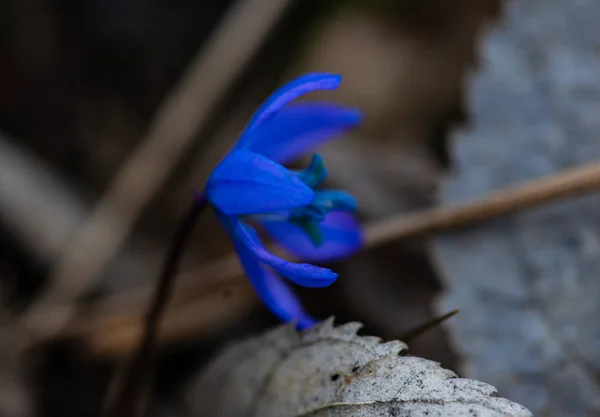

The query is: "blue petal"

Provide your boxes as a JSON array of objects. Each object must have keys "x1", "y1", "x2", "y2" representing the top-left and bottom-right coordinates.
[
  {"x1": 242, "y1": 103, "x2": 362, "y2": 164},
  {"x1": 206, "y1": 150, "x2": 314, "y2": 215},
  {"x1": 235, "y1": 73, "x2": 342, "y2": 149},
  {"x1": 221, "y1": 215, "x2": 338, "y2": 288},
  {"x1": 228, "y1": 223, "x2": 316, "y2": 328},
  {"x1": 261, "y1": 211, "x2": 363, "y2": 263}
]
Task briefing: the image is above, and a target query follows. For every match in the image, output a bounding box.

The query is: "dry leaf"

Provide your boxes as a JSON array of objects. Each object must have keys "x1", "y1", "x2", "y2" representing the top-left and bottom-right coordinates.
[
  {"x1": 431, "y1": 0, "x2": 600, "y2": 415},
  {"x1": 185, "y1": 319, "x2": 531, "y2": 417}
]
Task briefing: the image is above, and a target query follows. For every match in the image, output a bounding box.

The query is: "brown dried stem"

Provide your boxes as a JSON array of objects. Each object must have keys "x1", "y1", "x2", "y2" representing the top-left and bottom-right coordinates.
[
  {"x1": 104, "y1": 199, "x2": 206, "y2": 417},
  {"x1": 363, "y1": 160, "x2": 600, "y2": 247}
]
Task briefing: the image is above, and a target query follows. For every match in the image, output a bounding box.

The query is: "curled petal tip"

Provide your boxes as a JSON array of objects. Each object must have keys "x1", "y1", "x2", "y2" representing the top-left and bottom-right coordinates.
[
  {"x1": 347, "y1": 109, "x2": 363, "y2": 125},
  {"x1": 225, "y1": 226, "x2": 316, "y2": 327},
  {"x1": 226, "y1": 216, "x2": 338, "y2": 288},
  {"x1": 309, "y1": 72, "x2": 342, "y2": 90},
  {"x1": 296, "y1": 317, "x2": 318, "y2": 331},
  {"x1": 286, "y1": 265, "x2": 337, "y2": 288},
  {"x1": 242, "y1": 73, "x2": 344, "y2": 136}
]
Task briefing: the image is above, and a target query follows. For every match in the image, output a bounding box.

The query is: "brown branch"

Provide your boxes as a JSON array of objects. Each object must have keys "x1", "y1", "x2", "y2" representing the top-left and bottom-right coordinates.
[{"x1": 363, "y1": 159, "x2": 600, "y2": 247}]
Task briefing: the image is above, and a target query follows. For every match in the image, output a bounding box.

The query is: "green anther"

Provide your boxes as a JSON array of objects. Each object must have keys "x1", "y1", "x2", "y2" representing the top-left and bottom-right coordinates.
[
  {"x1": 312, "y1": 190, "x2": 357, "y2": 212},
  {"x1": 294, "y1": 154, "x2": 327, "y2": 188},
  {"x1": 291, "y1": 218, "x2": 325, "y2": 247},
  {"x1": 287, "y1": 154, "x2": 358, "y2": 248}
]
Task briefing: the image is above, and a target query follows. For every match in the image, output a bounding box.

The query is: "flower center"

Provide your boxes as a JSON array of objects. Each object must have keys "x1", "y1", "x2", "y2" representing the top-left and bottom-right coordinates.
[
  {"x1": 293, "y1": 154, "x2": 328, "y2": 188},
  {"x1": 246, "y1": 154, "x2": 358, "y2": 247},
  {"x1": 288, "y1": 154, "x2": 357, "y2": 246}
]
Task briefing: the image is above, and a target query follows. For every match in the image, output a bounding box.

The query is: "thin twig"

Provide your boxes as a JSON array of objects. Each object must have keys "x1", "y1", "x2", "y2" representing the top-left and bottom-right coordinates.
[
  {"x1": 397, "y1": 310, "x2": 460, "y2": 343},
  {"x1": 20, "y1": 0, "x2": 295, "y2": 339},
  {"x1": 104, "y1": 198, "x2": 206, "y2": 417},
  {"x1": 67, "y1": 159, "x2": 600, "y2": 354},
  {"x1": 364, "y1": 159, "x2": 600, "y2": 247}
]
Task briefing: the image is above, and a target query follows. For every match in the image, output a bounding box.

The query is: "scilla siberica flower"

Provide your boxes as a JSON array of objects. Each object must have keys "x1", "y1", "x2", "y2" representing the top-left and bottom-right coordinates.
[{"x1": 204, "y1": 73, "x2": 363, "y2": 329}]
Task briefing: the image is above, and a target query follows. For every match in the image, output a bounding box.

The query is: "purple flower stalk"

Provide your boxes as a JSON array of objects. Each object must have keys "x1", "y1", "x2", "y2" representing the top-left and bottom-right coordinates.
[{"x1": 204, "y1": 73, "x2": 363, "y2": 329}]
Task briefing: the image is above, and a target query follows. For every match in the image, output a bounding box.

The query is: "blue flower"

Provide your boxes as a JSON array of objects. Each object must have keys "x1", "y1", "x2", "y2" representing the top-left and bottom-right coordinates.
[{"x1": 204, "y1": 73, "x2": 363, "y2": 329}]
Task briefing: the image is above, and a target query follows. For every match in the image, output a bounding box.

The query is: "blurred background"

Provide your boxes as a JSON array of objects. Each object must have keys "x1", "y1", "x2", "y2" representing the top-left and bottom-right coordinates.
[{"x1": 2, "y1": 0, "x2": 583, "y2": 415}]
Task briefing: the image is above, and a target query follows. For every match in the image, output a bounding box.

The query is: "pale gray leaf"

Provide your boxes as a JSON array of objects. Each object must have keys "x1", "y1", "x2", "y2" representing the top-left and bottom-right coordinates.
[
  {"x1": 185, "y1": 319, "x2": 530, "y2": 417},
  {"x1": 431, "y1": 0, "x2": 600, "y2": 415}
]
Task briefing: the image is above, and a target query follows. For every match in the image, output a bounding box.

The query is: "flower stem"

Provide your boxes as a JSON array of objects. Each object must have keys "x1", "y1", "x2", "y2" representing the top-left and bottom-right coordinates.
[{"x1": 105, "y1": 195, "x2": 207, "y2": 417}]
